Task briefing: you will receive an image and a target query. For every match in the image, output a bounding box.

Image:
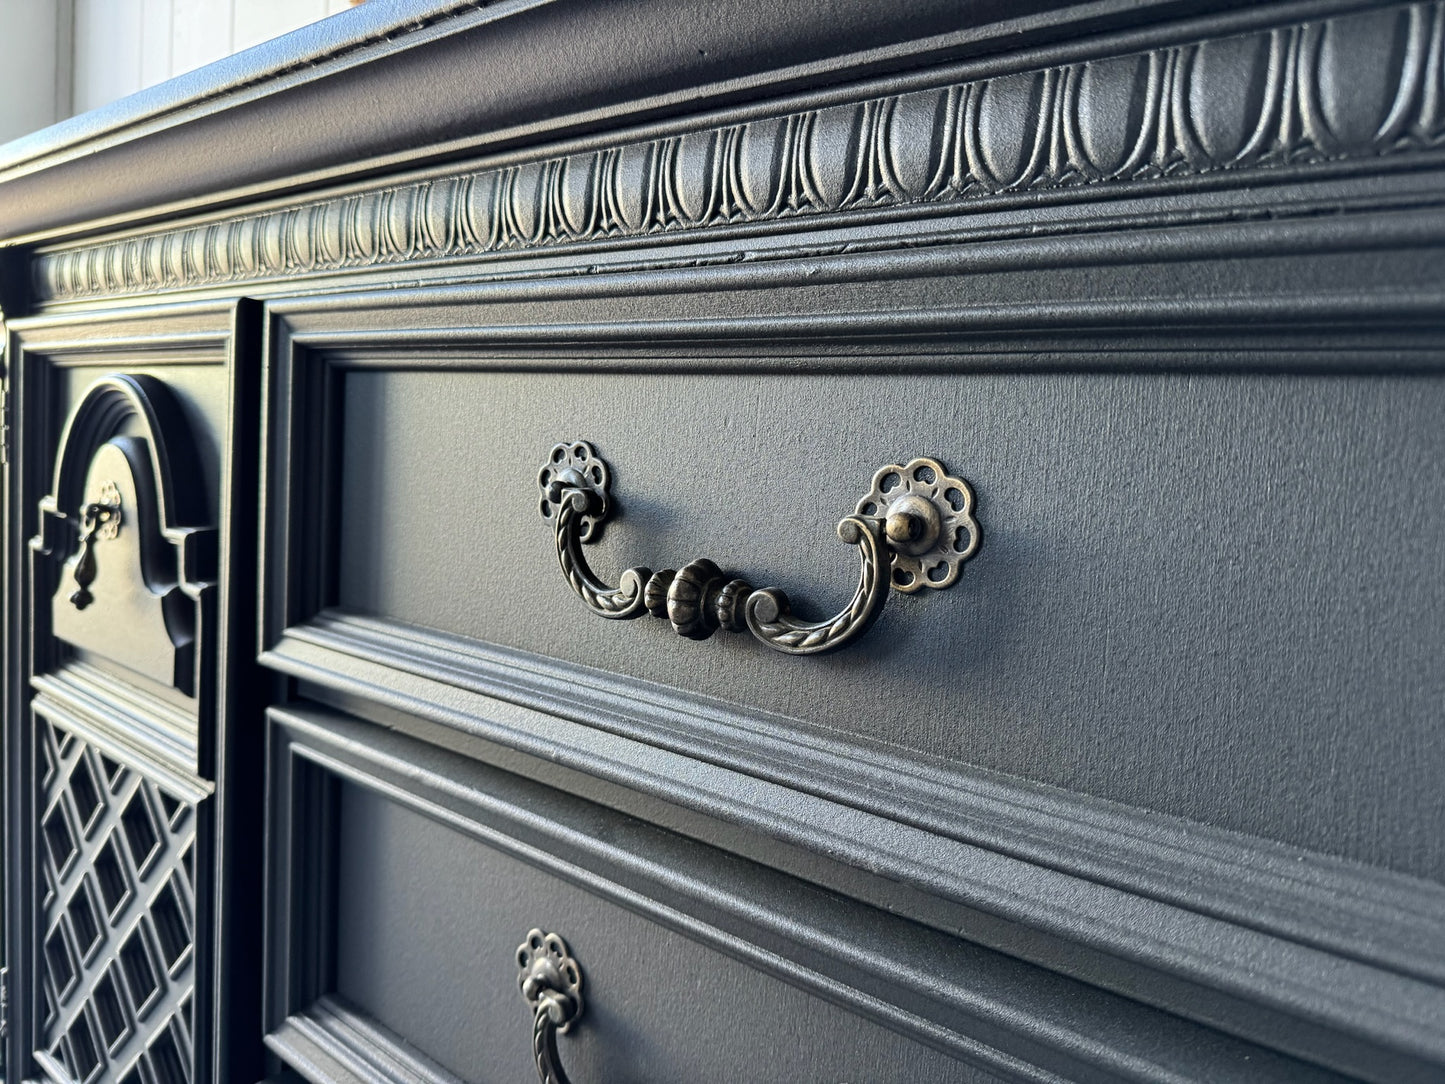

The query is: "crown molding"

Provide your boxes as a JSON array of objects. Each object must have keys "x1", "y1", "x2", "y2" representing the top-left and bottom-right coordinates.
[
  {"x1": 0, "y1": 0, "x2": 1377, "y2": 245},
  {"x1": 27, "y1": 0, "x2": 1445, "y2": 305}
]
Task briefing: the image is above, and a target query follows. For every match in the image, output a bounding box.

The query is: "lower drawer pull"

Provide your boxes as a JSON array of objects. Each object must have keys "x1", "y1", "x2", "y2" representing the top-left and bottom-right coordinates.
[
  {"x1": 538, "y1": 440, "x2": 980, "y2": 655},
  {"x1": 518, "y1": 929, "x2": 585, "y2": 1084}
]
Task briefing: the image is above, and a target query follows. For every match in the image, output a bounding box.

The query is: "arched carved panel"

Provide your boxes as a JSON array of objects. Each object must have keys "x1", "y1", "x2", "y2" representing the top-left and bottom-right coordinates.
[{"x1": 32, "y1": 374, "x2": 216, "y2": 697}]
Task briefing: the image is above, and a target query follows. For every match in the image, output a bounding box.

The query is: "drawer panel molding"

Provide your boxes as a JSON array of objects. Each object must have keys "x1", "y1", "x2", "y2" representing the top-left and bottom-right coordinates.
[
  {"x1": 267, "y1": 995, "x2": 467, "y2": 1084},
  {"x1": 256, "y1": 285, "x2": 1445, "y2": 1080},
  {"x1": 264, "y1": 611, "x2": 1445, "y2": 1082},
  {"x1": 260, "y1": 290, "x2": 1445, "y2": 871},
  {"x1": 36, "y1": 373, "x2": 216, "y2": 703}
]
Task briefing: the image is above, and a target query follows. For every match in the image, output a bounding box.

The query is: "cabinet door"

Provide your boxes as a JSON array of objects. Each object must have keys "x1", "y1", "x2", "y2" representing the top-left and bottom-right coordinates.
[{"x1": 3, "y1": 305, "x2": 264, "y2": 1083}]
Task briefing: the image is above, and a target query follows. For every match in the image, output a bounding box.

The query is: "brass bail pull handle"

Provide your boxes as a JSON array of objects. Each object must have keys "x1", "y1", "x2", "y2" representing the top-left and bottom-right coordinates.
[
  {"x1": 69, "y1": 482, "x2": 122, "y2": 611},
  {"x1": 518, "y1": 930, "x2": 584, "y2": 1084},
  {"x1": 538, "y1": 441, "x2": 980, "y2": 656}
]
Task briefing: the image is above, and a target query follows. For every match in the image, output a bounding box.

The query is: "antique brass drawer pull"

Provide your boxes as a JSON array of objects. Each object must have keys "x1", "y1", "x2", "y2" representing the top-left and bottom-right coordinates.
[
  {"x1": 518, "y1": 929, "x2": 584, "y2": 1084},
  {"x1": 539, "y1": 441, "x2": 980, "y2": 656},
  {"x1": 68, "y1": 481, "x2": 122, "y2": 610}
]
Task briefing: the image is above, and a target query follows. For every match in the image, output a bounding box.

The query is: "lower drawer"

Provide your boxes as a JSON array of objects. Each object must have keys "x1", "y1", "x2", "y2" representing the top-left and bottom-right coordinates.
[
  {"x1": 263, "y1": 705, "x2": 1363, "y2": 1084},
  {"x1": 264, "y1": 708, "x2": 997, "y2": 1084},
  {"x1": 326, "y1": 783, "x2": 982, "y2": 1083}
]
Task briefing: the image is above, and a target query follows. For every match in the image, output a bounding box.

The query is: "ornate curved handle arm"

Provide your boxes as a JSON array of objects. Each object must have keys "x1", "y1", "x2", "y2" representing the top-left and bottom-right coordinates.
[
  {"x1": 69, "y1": 482, "x2": 122, "y2": 611},
  {"x1": 518, "y1": 930, "x2": 584, "y2": 1084},
  {"x1": 539, "y1": 441, "x2": 980, "y2": 656},
  {"x1": 541, "y1": 445, "x2": 651, "y2": 620}
]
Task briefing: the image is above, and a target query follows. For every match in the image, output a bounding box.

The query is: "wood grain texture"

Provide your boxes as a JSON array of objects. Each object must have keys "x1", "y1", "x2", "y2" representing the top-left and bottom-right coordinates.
[{"x1": 31, "y1": 0, "x2": 1445, "y2": 302}]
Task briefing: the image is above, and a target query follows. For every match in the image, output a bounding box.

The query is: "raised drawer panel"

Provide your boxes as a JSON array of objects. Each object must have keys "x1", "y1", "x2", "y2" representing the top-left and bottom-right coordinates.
[{"x1": 331, "y1": 365, "x2": 1445, "y2": 881}]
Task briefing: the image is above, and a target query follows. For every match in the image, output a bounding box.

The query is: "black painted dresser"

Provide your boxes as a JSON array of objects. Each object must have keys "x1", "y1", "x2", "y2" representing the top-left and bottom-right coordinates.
[{"x1": 2, "y1": 1, "x2": 1443, "y2": 1081}]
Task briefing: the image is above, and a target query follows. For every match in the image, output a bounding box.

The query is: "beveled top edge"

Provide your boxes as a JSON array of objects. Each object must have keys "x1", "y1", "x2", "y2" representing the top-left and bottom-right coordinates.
[{"x1": 0, "y1": 0, "x2": 493, "y2": 175}]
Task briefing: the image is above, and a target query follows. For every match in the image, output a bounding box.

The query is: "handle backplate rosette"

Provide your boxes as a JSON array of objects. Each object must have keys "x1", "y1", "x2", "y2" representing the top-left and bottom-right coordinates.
[
  {"x1": 88, "y1": 480, "x2": 124, "y2": 541},
  {"x1": 539, "y1": 441, "x2": 611, "y2": 544},
  {"x1": 518, "y1": 929, "x2": 584, "y2": 1084},
  {"x1": 541, "y1": 441, "x2": 652, "y2": 620},
  {"x1": 856, "y1": 457, "x2": 980, "y2": 594},
  {"x1": 518, "y1": 928, "x2": 584, "y2": 1034}
]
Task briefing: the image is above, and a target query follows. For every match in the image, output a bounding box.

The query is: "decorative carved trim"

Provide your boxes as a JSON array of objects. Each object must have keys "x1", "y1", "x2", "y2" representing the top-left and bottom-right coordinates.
[
  {"x1": 33, "y1": 2, "x2": 1445, "y2": 302},
  {"x1": 34, "y1": 375, "x2": 215, "y2": 701}
]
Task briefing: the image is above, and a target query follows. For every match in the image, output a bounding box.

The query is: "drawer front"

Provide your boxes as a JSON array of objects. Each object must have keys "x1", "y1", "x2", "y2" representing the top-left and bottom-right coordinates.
[
  {"x1": 265, "y1": 708, "x2": 999, "y2": 1083},
  {"x1": 266, "y1": 707, "x2": 1353, "y2": 1084},
  {"x1": 331, "y1": 780, "x2": 980, "y2": 1083},
  {"x1": 328, "y1": 364, "x2": 1441, "y2": 876},
  {"x1": 264, "y1": 271, "x2": 1445, "y2": 883}
]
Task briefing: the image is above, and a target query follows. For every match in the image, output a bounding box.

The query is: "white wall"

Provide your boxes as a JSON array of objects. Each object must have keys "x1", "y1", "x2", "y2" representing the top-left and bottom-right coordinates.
[
  {"x1": 73, "y1": 0, "x2": 355, "y2": 112},
  {"x1": 0, "y1": 0, "x2": 71, "y2": 145},
  {"x1": 0, "y1": 0, "x2": 356, "y2": 146}
]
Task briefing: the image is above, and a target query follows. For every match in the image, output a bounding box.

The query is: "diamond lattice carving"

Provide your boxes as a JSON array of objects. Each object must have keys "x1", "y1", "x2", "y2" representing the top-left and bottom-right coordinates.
[{"x1": 38, "y1": 720, "x2": 196, "y2": 1083}]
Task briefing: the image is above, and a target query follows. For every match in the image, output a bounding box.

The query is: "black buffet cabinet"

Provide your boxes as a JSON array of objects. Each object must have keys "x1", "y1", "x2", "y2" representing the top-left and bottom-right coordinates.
[{"x1": 2, "y1": 2, "x2": 1443, "y2": 1081}]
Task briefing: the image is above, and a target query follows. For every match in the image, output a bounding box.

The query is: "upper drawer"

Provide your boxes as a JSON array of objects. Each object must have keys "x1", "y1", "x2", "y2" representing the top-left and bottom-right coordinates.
[{"x1": 259, "y1": 246, "x2": 1445, "y2": 885}]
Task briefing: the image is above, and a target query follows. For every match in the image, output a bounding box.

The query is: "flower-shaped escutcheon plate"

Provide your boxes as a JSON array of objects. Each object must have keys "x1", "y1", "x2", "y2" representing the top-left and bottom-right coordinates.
[{"x1": 856, "y1": 457, "x2": 980, "y2": 593}]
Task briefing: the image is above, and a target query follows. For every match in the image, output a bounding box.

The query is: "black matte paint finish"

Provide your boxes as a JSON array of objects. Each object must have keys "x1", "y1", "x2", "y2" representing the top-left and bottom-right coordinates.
[
  {"x1": 3, "y1": 309, "x2": 267, "y2": 1081},
  {"x1": 3, "y1": 1, "x2": 1444, "y2": 1083},
  {"x1": 334, "y1": 782, "x2": 991, "y2": 1082},
  {"x1": 335, "y1": 367, "x2": 1445, "y2": 880}
]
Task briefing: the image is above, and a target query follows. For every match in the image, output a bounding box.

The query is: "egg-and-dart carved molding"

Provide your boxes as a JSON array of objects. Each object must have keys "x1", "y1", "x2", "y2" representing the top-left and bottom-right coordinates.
[{"x1": 32, "y1": 2, "x2": 1445, "y2": 303}]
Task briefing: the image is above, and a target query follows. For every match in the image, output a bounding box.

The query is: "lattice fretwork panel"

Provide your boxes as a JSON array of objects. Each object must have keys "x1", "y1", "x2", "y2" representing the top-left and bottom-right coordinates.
[{"x1": 38, "y1": 719, "x2": 196, "y2": 1084}]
